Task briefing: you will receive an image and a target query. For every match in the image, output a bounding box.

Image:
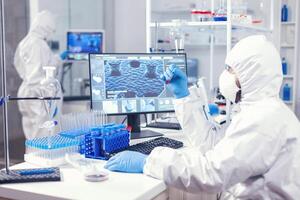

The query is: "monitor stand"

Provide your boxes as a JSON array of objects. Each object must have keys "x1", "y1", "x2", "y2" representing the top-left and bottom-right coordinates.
[{"x1": 127, "y1": 114, "x2": 163, "y2": 140}]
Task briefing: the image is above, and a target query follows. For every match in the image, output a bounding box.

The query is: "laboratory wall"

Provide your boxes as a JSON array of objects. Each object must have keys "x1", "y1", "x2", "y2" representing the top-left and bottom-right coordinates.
[
  {"x1": 114, "y1": 0, "x2": 147, "y2": 53},
  {"x1": 296, "y1": 26, "x2": 300, "y2": 118}
]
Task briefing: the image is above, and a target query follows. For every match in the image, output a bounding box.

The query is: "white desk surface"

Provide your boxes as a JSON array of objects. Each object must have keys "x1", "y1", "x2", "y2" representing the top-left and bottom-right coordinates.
[{"x1": 0, "y1": 128, "x2": 185, "y2": 200}]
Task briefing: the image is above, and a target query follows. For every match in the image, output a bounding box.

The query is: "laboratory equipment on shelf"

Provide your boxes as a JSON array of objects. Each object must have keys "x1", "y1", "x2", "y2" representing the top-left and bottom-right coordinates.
[
  {"x1": 169, "y1": 20, "x2": 186, "y2": 53},
  {"x1": 191, "y1": 0, "x2": 212, "y2": 21},
  {"x1": 281, "y1": 4, "x2": 289, "y2": 22},
  {"x1": 251, "y1": 0, "x2": 266, "y2": 26},
  {"x1": 65, "y1": 153, "x2": 109, "y2": 182},
  {"x1": 282, "y1": 83, "x2": 291, "y2": 101},
  {"x1": 214, "y1": 0, "x2": 227, "y2": 21},
  {"x1": 282, "y1": 57, "x2": 288, "y2": 75},
  {"x1": 191, "y1": 10, "x2": 212, "y2": 22}
]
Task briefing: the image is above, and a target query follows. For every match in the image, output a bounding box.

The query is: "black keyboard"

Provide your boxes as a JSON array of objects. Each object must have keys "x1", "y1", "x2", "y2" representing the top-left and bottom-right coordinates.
[
  {"x1": 146, "y1": 122, "x2": 182, "y2": 130},
  {"x1": 124, "y1": 137, "x2": 183, "y2": 155}
]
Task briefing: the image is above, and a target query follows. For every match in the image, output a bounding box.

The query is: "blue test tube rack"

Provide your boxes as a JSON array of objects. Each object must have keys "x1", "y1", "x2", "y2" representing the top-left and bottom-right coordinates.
[{"x1": 84, "y1": 124, "x2": 130, "y2": 160}]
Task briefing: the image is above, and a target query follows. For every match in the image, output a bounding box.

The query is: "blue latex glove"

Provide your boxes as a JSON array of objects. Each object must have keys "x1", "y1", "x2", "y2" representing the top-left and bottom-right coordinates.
[
  {"x1": 161, "y1": 64, "x2": 189, "y2": 99},
  {"x1": 60, "y1": 51, "x2": 68, "y2": 60},
  {"x1": 208, "y1": 103, "x2": 219, "y2": 116},
  {"x1": 0, "y1": 97, "x2": 4, "y2": 106},
  {"x1": 104, "y1": 151, "x2": 147, "y2": 173}
]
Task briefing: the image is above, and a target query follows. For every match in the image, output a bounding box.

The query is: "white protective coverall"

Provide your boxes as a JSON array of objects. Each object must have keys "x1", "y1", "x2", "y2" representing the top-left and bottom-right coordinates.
[
  {"x1": 14, "y1": 11, "x2": 62, "y2": 140},
  {"x1": 144, "y1": 35, "x2": 300, "y2": 199}
]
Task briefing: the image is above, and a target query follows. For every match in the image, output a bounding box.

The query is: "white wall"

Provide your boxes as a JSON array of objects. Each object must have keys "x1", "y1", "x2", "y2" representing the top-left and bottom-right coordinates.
[{"x1": 114, "y1": 0, "x2": 147, "y2": 52}]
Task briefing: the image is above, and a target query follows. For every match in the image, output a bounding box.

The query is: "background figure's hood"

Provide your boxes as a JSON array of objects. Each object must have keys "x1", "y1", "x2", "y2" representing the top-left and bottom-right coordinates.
[
  {"x1": 29, "y1": 10, "x2": 56, "y2": 40},
  {"x1": 225, "y1": 35, "x2": 283, "y2": 104}
]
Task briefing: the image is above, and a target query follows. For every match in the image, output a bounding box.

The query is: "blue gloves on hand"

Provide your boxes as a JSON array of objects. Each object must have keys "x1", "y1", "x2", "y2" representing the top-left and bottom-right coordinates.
[
  {"x1": 161, "y1": 64, "x2": 190, "y2": 99},
  {"x1": 60, "y1": 51, "x2": 68, "y2": 60},
  {"x1": 208, "y1": 103, "x2": 219, "y2": 116},
  {"x1": 104, "y1": 151, "x2": 147, "y2": 173},
  {"x1": 0, "y1": 97, "x2": 5, "y2": 106}
]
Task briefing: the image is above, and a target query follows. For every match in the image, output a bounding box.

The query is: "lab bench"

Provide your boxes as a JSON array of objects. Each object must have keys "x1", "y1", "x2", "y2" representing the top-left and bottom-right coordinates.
[{"x1": 0, "y1": 128, "x2": 215, "y2": 200}]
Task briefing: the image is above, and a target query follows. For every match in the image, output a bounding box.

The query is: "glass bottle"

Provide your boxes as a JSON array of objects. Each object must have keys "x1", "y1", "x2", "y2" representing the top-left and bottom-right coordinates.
[{"x1": 39, "y1": 66, "x2": 62, "y2": 146}]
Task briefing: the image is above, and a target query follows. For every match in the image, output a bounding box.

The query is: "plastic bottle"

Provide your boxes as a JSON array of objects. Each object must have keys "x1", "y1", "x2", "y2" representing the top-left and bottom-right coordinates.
[
  {"x1": 283, "y1": 83, "x2": 291, "y2": 101},
  {"x1": 282, "y1": 57, "x2": 288, "y2": 75},
  {"x1": 281, "y1": 4, "x2": 288, "y2": 22}
]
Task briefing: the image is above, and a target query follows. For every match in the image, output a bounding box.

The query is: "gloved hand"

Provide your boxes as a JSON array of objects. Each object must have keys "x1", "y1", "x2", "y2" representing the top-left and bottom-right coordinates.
[
  {"x1": 60, "y1": 51, "x2": 68, "y2": 60},
  {"x1": 208, "y1": 103, "x2": 219, "y2": 116},
  {"x1": 104, "y1": 151, "x2": 147, "y2": 173},
  {"x1": 161, "y1": 64, "x2": 189, "y2": 99},
  {"x1": 0, "y1": 97, "x2": 5, "y2": 106}
]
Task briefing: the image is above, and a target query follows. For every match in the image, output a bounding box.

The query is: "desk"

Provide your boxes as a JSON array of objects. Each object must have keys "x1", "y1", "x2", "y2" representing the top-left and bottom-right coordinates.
[{"x1": 0, "y1": 128, "x2": 184, "y2": 200}]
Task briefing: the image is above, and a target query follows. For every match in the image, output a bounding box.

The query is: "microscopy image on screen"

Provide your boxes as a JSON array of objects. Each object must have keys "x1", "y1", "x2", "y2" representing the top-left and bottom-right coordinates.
[{"x1": 104, "y1": 59, "x2": 170, "y2": 99}]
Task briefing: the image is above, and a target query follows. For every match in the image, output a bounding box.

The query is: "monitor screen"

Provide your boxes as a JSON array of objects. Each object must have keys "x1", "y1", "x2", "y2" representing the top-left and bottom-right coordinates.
[
  {"x1": 89, "y1": 53, "x2": 187, "y2": 115},
  {"x1": 67, "y1": 30, "x2": 104, "y2": 60}
]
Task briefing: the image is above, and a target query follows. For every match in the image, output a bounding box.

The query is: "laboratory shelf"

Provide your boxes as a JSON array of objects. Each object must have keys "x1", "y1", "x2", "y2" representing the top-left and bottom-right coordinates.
[
  {"x1": 283, "y1": 75, "x2": 293, "y2": 79},
  {"x1": 185, "y1": 43, "x2": 227, "y2": 48},
  {"x1": 283, "y1": 100, "x2": 293, "y2": 104},
  {"x1": 150, "y1": 21, "x2": 227, "y2": 28},
  {"x1": 281, "y1": 22, "x2": 296, "y2": 25},
  {"x1": 152, "y1": 9, "x2": 190, "y2": 15},
  {"x1": 281, "y1": 44, "x2": 295, "y2": 48},
  {"x1": 232, "y1": 23, "x2": 273, "y2": 33},
  {"x1": 150, "y1": 21, "x2": 272, "y2": 33}
]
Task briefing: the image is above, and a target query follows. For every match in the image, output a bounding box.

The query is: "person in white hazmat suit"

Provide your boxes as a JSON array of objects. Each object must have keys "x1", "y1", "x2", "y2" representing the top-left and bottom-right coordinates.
[
  {"x1": 14, "y1": 10, "x2": 67, "y2": 140},
  {"x1": 105, "y1": 35, "x2": 300, "y2": 199}
]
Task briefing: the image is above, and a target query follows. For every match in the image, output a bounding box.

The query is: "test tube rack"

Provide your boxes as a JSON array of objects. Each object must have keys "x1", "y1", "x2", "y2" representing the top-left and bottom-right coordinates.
[{"x1": 84, "y1": 124, "x2": 130, "y2": 160}]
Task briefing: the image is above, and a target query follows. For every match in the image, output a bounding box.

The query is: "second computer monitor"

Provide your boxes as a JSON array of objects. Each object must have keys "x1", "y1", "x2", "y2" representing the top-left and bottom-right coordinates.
[
  {"x1": 89, "y1": 53, "x2": 187, "y2": 114},
  {"x1": 67, "y1": 30, "x2": 105, "y2": 60}
]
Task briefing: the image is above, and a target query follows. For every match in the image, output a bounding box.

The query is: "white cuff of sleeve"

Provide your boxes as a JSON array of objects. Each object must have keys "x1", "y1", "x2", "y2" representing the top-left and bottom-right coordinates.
[{"x1": 143, "y1": 147, "x2": 177, "y2": 180}]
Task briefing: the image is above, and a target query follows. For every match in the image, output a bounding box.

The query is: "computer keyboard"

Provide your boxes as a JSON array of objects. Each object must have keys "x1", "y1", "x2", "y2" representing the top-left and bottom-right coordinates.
[
  {"x1": 146, "y1": 121, "x2": 182, "y2": 130},
  {"x1": 113, "y1": 137, "x2": 184, "y2": 156}
]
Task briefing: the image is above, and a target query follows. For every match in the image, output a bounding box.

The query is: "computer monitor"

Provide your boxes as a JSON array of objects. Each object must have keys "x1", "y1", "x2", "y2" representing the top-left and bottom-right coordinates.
[
  {"x1": 89, "y1": 53, "x2": 187, "y2": 139},
  {"x1": 67, "y1": 30, "x2": 105, "y2": 60}
]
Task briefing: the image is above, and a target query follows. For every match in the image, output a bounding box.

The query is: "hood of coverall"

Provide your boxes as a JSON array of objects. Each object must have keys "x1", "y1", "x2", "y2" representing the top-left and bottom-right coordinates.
[
  {"x1": 29, "y1": 10, "x2": 56, "y2": 40},
  {"x1": 225, "y1": 35, "x2": 283, "y2": 103}
]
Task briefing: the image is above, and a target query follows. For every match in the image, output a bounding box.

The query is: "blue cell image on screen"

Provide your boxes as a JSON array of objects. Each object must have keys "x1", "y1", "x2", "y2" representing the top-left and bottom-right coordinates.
[
  {"x1": 105, "y1": 59, "x2": 165, "y2": 99},
  {"x1": 67, "y1": 32, "x2": 103, "y2": 53}
]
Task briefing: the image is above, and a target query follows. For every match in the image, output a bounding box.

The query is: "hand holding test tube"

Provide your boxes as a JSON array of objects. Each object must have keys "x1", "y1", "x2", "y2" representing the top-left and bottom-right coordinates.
[{"x1": 160, "y1": 64, "x2": 190, "y2": 99}]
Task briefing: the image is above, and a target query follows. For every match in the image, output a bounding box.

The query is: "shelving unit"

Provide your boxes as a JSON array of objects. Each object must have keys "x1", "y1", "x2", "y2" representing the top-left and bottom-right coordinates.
[
  {"x1": 277, "y1": 0, "x2": 299, "y2": 111},
  {"x1": 283, "y1": 75, "x2": 294, "y2": 79},
  {"x1": 146, "y1": 0, "x2": 275, "y2": 98}
]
